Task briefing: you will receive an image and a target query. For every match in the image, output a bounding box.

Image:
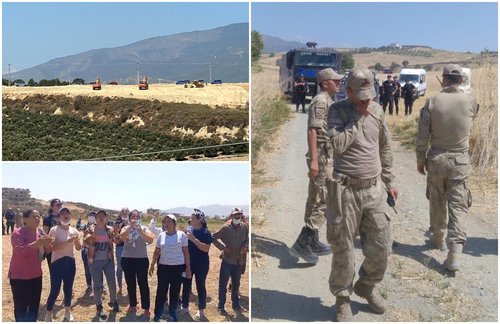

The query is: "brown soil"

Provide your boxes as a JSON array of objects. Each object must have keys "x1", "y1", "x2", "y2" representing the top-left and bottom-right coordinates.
[{"x1": 2, "y1": 230, "x2": 249, "y2": 322}]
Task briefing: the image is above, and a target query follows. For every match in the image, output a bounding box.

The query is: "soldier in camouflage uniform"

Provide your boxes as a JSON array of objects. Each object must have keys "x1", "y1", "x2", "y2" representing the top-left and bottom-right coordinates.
[
  {"x1": 416, "y1": 64, "x2": 478, "y2": 272},
  {"x1": 326, "y1": 67, "x2": 398, "y2": 321},
  {"x1": 289, "y1": 68, "x2": 343, "y2": 264}
]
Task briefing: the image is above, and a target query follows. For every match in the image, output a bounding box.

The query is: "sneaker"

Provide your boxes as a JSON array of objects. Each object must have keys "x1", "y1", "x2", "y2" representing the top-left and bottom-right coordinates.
[
  {"x1": 194, "y1": 310, "x2": 205, "y2": 321},
  {"x1": 180, "y1": 305, "x2": 189, "y2": 314},
  {"x1": 45, "y1": 311, "x2": 53, "y2": 322},
  {"x1": 128, "y1": 306, "x2": 137, "y2": 314},
  {"x1": 64, "y1": 308, "x2": 74, "y2": 322},
  {"x1": 97, "y1": 305, "x2": 106, "y2": 319},
  {"x1": 143, "y1": 310, "x2": 151, "y2": 319},
  {"x1": 109, "y1": 301, "x2": 120, "y2": 312},
  {"x1": 217, "y1": 308, "x2": 228, "y2": 316},
  {"x1": 86, "y1": 286, "x2": 93, "y2": 294}
]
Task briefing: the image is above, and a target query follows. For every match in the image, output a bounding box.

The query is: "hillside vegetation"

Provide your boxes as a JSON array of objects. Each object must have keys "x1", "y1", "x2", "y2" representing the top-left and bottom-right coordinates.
[{"x1": 3, "y1": 94, "x2": 248, "y2": 160}]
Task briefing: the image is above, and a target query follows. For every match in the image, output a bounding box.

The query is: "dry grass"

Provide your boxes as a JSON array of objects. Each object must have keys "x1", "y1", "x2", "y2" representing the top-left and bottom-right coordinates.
[
  {"x1": 2, "y1": 224, "x2": 249, "y2": 322},
  {"x1": 389, "y1": 59, "x2": 498, "y2": 185},
  {"x1": 2, "y1": 83, "x2": 249, "y2": 109}
]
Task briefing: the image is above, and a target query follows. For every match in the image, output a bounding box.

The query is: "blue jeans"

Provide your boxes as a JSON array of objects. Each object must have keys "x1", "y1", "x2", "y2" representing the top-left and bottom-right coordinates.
[
  {"x1": 115, "y1": 244, "x2": 124, "y2": 289},
  {"x1": 81, "y1": 248, "x2": 92, "y2": 287},
  {"x1": 91, "y1": 259, "x2": 117, "y2": 306},
  {"x1": 182, "y1": 261, "x2": 209, "y2": 309},
  {"x1": 217, "y1": 260, "x2": 242, "y2": 310},
  {"x1": 46, "y1": 257, "x2": 76, "y2": 311}
]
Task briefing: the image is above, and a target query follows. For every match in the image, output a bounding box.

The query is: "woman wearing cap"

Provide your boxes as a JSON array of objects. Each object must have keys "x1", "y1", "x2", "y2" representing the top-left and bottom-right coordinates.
[
  {"x1": 44, "y1": 207, "x2": 82, "y2": 322},
  {"x1": 85, "y1": 210, "x2": 119, "y2": 318},
  {"x1": 113, "y1": 208, "x2": 129, "y2": 295},
  {"x1": 119, "y1": 210, "x2": 154, "y2": 318},
  {"x1": 78, "y1": 211, "x2": 96, "y2": 294},
  {"x1": 9, "y1": 209, "x2": 54, "y2": 321},
  {"x1": 149, "y1": 214, "x2": 191, "y2": 322},
  {"x1": 180, "y1": 209, "x2": 212, "y2": 320}
]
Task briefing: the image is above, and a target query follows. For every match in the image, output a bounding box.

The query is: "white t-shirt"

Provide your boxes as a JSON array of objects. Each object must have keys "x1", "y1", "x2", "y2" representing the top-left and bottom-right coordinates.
[
  {"x1": 49, "y1": 225, "x2": 79, "y2": 262},
  {"x1": 156, "y1": 230, "x2": 188, "y2": 266}
]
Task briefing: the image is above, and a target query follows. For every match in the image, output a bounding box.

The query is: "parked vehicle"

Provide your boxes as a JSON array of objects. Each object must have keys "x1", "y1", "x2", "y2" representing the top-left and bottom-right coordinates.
[
  {"x1": 459, "y1": 67, "x2": 471, "y2": 94},
  {"x1": 398, "y1": 68, "x2": 427, "y2": 99}
]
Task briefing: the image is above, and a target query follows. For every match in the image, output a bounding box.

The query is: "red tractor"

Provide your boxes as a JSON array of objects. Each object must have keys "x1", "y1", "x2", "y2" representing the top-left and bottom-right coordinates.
[
  {"x1": 138, "y1": 75, "x2": 148, "y2": 90},
  {"x1": 92, "y1": 77, "x2": 101, "y2": 90}
]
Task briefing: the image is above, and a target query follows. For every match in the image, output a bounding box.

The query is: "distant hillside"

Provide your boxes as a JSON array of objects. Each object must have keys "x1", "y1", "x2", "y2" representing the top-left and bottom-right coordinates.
[
  {"x1": 165, "y1": 204, "x2": 249, "y2": 217},
  {"x1": 6, "y1": 23, "x2": 248, "y2": 83},
  {"x1": 262, "y1": 34, "x2": 304, "y2": 54}
]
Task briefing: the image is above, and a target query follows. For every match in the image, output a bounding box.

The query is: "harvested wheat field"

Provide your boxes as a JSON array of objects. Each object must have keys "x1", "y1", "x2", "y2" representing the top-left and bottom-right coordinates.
[
  {"x1": 2, "y1": 230, "x2": 249, "y2": 322},
  {"x1": 2, "y1": 83, "x2": 249, "y2": 109}
]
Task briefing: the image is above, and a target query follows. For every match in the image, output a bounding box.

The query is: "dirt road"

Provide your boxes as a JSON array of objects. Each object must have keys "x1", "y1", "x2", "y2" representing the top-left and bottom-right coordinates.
[{"x1": 251, "y1": 105, "x2": 498, "y2": 321}]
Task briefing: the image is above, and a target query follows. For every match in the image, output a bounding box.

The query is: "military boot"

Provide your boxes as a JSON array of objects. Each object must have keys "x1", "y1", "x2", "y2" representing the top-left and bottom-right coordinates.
[
  {"x1": 353, "y1": 281, "x2": 386, "y2": 314},
  {"x1": 289, "y1": 226, "x2": 318, "y2": 264},
  {"x1": 335, "y1": 296, "x2": 352, "y2": 322},
  {"x1": 443, "y1": 243, "x2": 463, "y2": 271},
  {"x1": 430, "y1": 232, "x2": 447, "y2": 251},
  {"x1": 310, "y1": 229, "x2": 333, "y2": 256}
]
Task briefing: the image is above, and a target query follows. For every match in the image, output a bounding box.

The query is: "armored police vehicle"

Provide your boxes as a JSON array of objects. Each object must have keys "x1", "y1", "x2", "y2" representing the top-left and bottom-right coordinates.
[{"x1": 279, "y1": 42, "x2": 342, "y2": 102}]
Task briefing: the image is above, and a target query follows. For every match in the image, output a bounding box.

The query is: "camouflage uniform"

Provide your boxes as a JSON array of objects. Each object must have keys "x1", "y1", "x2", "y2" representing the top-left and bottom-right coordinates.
[
  {"x1": 304, "y1": 91, "x2": 334, "y2": 229},
  {"x1": 416, "y1": 84, "x2": 478, "y2": 247},
  {"x1": 326, "y1": 98, "x2": 394, "y2": 298}
]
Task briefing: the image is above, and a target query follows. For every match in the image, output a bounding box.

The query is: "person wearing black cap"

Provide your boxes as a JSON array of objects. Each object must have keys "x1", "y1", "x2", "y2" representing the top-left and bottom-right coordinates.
[
  {"x1": 382, "y1": 74, "x2": 396, "y2": 114},
  {"x1": 294, "y1": 74, "x2": 309, "y2": 113},
  {"x1": 43, "y1": 198, "x2": 63, "y2": 266},
  {"x1": 416, "y1": 64, "x2": 479, "y2": 272}
]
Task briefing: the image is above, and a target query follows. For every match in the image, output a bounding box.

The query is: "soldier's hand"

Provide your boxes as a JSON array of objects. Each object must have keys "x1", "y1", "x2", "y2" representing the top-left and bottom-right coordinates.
[
  {"x1": 389, "y1": 188, "x2": 399, "y2": 200},
  {"x1": 417, "y1": 161, "x2": 427, "y2": 175},
  {"x1": 308, "y1": 159, "x2": 319, "y2": 178}
]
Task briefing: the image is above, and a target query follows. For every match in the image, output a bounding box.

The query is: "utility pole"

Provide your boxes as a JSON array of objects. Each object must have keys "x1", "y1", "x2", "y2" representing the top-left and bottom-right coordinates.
[
  {"x1": 136, "y1": 63, "x2": 139, "y2": 84},
  {"x1": 8, "y1": 64, "x2": 12, "y2": 86},
  {"x1": 209, "y1": 64, "x2": 212, "y2": 83}
]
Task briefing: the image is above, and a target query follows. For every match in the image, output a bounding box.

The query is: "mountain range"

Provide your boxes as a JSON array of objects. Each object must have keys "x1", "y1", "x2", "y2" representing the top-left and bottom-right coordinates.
[
  {"x1": 6, "y1": 23, "x2": 249, "y2": 83},
  {"x1": 262, "y1": 34, "x2": 304, "y2": 54}
]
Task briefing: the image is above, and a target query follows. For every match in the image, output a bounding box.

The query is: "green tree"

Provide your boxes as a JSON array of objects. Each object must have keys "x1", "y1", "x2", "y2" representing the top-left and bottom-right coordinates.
[
  {"x1": 12, "y1": 79, "x2": 25, "y2": 86},
  {"x1": 374, "y1": 63, "x2": 384, "y2": 72},
  {"x1": 390, "y1": 62, "x2": 401, "y2": 71},
  {"x1": 402, "y1": 60, "x2": 409, "y2": 67},
  {"x1": 27, "y1": 78, "x2": 37, "y2": 86},
  {"x1": 251, "y1": 30, "x2": 264, "y2": 65},
  {"x1": 72, "y1": 78, "x2": 85, "y2": 85},
  {"x1": 2, "y1": 78, "x2": 9, "y2": 86},
  {"x1": 341, "y1": 52, "x2": 355, "y2": 72}
]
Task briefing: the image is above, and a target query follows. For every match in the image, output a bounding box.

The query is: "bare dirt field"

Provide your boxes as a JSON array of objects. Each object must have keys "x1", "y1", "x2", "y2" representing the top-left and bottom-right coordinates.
[
  {"x1": 2, "y1": 83, "x2": 249, "y2": 109},
  {"x1": 2, "y1": 225, "x2": 249, "y2": 322}
]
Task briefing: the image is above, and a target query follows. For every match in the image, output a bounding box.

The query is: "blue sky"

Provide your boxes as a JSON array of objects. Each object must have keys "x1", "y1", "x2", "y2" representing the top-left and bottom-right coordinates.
[
  {"x1": 252, "y1": 2, "x2": 498, "y2": 53},
  {"x1": 2, "y1": 163, "x2": 249, "y2": 210},
  {"x1": 2, "y1": 2, "x2": 249, "y2": 72}
]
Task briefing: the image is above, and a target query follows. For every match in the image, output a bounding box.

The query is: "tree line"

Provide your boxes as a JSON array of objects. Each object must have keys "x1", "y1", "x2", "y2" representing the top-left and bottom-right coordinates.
[{"x1": 2, "y1": 77, "x2": 86, "y2": 86}]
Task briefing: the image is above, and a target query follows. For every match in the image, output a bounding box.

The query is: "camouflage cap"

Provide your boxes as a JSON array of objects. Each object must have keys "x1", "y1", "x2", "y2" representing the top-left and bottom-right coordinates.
[
  {"x1": 317, "y1": 68, "x2": 343, "y2": 84},
  {"x1": 346, "y1": 67, "x2": 376, "y2": 100},
  {"x1": 442, "y1": 64, "x2": 463, "y2": 77}
]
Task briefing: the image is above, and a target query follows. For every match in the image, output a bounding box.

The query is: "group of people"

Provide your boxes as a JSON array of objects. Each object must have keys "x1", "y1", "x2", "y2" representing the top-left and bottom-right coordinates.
[
  {"x1": 379, "y1": 74, "x2": 417, "y2": 116},
  {"x1": 8, "y1": 199, "x2": 249, "y2": 322},
  {"x1": 290, "y1": 64, "x2": 478, "y2": 321},
  {"x1": 2, "y1": 207, "x2": 24, "y2": 235}
]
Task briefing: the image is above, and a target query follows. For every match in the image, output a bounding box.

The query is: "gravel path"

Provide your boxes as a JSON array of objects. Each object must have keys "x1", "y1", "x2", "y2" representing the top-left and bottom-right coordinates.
[{"x1": 251, "y1": 105, "x2": 498, "y2": 322}]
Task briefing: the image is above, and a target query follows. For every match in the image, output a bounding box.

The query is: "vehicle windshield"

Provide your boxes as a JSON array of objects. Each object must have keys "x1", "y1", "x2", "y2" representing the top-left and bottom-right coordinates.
[
  {"x1": 294, "y1": 51, "x2": 336, "y2": 67},
  {"x1": 399, "y1": 74, "x2": 420, "y2": 83}
]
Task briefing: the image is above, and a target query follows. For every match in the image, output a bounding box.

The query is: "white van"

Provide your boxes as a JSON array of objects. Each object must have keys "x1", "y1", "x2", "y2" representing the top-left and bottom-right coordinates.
[
  {"x1": 459, "y1": 68, "x2": 471, "y2": 94},
  {"x1": 398, "y1": 68, "x2": 427, "y2": 99}
]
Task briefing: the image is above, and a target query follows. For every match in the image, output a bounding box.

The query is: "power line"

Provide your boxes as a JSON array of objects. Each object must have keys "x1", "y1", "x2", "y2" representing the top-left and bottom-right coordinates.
[{"x1": 82, "y1": 141, "x2": 248, "y2": 161}]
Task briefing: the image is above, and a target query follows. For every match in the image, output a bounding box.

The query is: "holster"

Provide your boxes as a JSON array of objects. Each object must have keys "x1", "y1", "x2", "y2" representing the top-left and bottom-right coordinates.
[{"x1": 325, "y1": 176, "x2": 344, "y2": 224}]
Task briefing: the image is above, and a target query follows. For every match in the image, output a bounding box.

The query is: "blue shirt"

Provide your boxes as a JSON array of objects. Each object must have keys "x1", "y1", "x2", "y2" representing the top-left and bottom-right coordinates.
[{"x1": 188, "y1": 227, "x2": 212, "y2": 266}]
